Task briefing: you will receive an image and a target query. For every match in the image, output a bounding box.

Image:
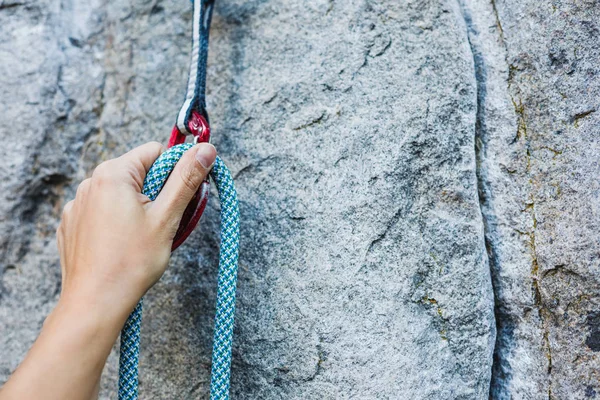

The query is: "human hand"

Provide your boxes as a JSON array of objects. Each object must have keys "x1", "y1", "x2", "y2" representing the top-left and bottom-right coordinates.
[
  {"x1": 57, "y1": 141, "x2": 217, "y2": 325},
  {"x1": 0, "y1": 141, "x2": 217, "y2": 400}
]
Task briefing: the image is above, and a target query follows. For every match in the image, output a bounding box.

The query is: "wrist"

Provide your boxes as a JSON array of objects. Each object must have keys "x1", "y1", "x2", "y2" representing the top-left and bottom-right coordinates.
[
  {"x1": 58, "y1": 267, "x2": 148, "y2": 330},
  {"x1": 53, "y1": 285, "x2": 133, "y2": 337}
]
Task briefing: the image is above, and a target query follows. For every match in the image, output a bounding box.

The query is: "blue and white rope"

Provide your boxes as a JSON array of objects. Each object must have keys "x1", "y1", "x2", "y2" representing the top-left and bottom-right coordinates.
[{"x1": 118, "y1": 143, "x2": 240, "y2": 399}]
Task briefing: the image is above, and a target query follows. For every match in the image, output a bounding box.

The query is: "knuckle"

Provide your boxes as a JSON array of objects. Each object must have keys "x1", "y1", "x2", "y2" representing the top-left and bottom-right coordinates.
[
  {"x1": 61, "y1": 200, "x2": 74, "y2": 218},
  {"x1": 56, "y1": 223, "x2": 65, "y2": 241},
  {"x1": 149, "y1": 141, "x2": 165, "y2": 153},
  {"x1": 76, "y1": 178, "x2": 91, "y2": 197},
  {"x1": 92, "y1": 161, "x2": 109, "y2": 178},
  {"x1": 92, "y1": 161, "x2": 117, "y2": 185}
]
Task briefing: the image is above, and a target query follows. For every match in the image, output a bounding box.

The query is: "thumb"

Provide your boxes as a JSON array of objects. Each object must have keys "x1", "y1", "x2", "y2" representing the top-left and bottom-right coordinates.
[{"x1": 151, "y1": 143, "x2": 216, "y2": 223}]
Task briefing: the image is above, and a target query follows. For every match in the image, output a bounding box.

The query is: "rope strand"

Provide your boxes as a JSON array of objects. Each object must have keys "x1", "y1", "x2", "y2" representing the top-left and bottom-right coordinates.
[{"x1": 118, "y1": 144, "x2": 240, "y2": 399}]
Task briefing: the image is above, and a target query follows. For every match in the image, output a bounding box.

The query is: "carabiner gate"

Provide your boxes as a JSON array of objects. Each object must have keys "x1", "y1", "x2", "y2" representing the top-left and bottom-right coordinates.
[{"x1": 168, "y1": 109, "x2": 211, "y2": 250}]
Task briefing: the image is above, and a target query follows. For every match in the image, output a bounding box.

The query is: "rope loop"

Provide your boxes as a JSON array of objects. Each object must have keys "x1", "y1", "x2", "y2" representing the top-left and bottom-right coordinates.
[
  {"x1": 118, "y1": 144, "x2": 240, "y2": 400},
  {"x1": 118, "y1": 0, "x2": 233, "y2": 396}
]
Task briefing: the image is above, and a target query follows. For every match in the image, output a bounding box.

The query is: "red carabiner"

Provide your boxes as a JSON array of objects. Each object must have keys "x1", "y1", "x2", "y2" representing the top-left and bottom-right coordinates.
[{"x1": 168, "y1": 110, "x2": 211, "y2": 250}]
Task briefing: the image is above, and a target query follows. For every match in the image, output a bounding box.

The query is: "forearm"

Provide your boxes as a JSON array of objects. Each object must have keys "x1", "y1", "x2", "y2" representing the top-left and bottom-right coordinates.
[
  {"x1": 0, "y1": 142, "x2": 215, "y2": 399},
  {"x1": 0, "y1": 297, "x2": 126, "y2": 400}
]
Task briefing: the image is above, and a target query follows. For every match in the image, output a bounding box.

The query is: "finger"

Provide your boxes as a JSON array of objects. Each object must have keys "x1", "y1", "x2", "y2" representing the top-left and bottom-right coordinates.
[
  {"x1": 56, "y1": 223, "x2": 63, "y2": 251},
  {"x1": 75, "y1": 178, "x2": 91, "y2": 198},
  {"x1": 61, "y1": 200, "x2": 74, "y2": 219},
  {"x1": 116, "y1": 142, "x2": 166, "y2": 190},
  {"x1": 120, "y1": 141, "x2": 166, "y2": 171},
  {"x1": 56, "y1": 223, "x2": 66, "y2": 287},
  {"x1": 151, "y1": 143, "x2": 216, "y2": 222},
  {"x1": 57, "y1": 200, "x2": 72, "y2": 283}
]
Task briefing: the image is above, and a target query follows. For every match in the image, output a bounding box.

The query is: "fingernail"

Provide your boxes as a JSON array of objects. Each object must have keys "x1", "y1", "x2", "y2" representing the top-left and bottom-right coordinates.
[{"x1": 195, "y1": 143, "x2": 217, "y2": 169}]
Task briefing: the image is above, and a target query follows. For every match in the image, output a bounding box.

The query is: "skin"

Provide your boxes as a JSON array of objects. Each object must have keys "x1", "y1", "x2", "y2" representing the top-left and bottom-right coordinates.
[{"x1": 0, "y1": 141, "x2": 217, "y2": 400}]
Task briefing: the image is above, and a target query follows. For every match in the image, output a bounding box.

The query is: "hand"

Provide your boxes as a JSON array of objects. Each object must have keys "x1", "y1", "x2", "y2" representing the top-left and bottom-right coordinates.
[
  {"x1": 0, "y1": 141, "x2": 217, "y2": 400},
  {"x1": 57, "y1": 141, "x2": 217, "y2": 322}
]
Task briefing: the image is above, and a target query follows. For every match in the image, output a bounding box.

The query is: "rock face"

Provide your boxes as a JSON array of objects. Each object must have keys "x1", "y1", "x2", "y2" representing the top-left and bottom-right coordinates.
[
  {"x1": 470, "y1": 1, "x2": 600, "y2": 398},
  {"x1": 0, "y1": 0, "x2": 597, "y2": 399}
]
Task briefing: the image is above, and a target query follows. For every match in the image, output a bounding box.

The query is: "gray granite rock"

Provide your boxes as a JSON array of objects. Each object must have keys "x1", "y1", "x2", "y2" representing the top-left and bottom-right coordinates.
[
  {"x1": 470, "y1": 1, "x2": 600, "y2": 398},
  {"x1": 0, "y1": 0, "x2": 597, "y2": 399}
]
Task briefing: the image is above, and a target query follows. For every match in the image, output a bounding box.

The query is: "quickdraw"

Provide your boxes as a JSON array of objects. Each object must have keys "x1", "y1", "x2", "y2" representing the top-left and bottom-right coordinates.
[
  {"x1": 118, "y1": 0, "x2": 240, "y2": 399},
  {"x1": 169, "y1": 0, "x2": 215, "y2": 250}
]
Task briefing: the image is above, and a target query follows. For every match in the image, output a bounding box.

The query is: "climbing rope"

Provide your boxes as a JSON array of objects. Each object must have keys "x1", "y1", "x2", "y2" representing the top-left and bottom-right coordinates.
[
  {"x1": 118, "y1": 0, "x2": 240, "y2": 398},
  {"x1": 119, "y1": 144, "x2": 240, "y2": 399}
]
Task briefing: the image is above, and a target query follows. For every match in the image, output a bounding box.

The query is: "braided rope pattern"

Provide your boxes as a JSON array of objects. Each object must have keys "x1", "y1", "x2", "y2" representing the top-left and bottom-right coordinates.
[
  {"x1": 118, "y1": 144, "x2": 240, "y2": 400},
  {"x1": 209, "y1": 153, "x2": 240, "y2": 400}
]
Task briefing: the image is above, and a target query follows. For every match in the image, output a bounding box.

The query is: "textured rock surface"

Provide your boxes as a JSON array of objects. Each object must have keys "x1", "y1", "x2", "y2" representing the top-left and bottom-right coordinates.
[
  {"x1": 0, "y1": 0, "x2": 597, "y2": 399},
  {"x1": 469, "y1": 1, "x2": 600, "y2": 399}
]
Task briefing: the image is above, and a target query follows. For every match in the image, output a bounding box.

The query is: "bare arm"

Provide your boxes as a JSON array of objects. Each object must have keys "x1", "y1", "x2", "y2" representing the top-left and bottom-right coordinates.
[{"x1": 0, "y1": 142, "x2": 216, "y2": 400}]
